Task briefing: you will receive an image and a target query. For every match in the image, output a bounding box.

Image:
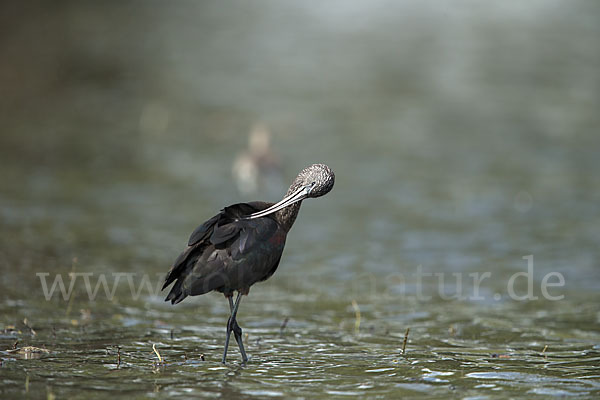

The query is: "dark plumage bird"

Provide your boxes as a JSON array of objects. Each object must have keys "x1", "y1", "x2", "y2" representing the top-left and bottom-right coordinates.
[{"x1": 162, "y1": 163, "x2": 335, "y2": 363}]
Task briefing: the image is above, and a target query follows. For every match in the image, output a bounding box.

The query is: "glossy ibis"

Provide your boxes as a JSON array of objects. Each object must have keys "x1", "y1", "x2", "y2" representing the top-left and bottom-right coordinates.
[{"x1": 162, "y1": 163, "x2": 335, "y2": 363}]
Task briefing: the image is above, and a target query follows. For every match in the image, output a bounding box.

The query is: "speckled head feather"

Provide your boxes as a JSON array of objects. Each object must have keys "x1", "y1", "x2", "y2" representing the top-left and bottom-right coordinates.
[{"x1": 288, "y1": 163, "x2": 335, "y2": 198}]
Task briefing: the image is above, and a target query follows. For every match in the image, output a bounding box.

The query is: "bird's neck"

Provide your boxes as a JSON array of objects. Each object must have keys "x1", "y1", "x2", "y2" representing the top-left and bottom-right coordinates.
[{"x1": 275, "y1": 201, "x2": 302, "y2": 232}]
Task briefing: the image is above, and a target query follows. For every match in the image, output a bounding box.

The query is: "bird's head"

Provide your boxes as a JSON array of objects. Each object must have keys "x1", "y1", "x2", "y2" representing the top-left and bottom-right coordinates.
[
  {"x1": 295, "y1": 163, "x2": 335, "y2": 198},
  {"x1": 245, "y1": 163, "x2": 335, "y2": 219}
]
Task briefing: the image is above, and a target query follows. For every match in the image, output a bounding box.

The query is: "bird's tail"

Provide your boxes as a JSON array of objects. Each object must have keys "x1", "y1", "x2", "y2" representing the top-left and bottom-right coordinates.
[{"x1": 164, "y1": 279, "x2": 187, "y2": 304}]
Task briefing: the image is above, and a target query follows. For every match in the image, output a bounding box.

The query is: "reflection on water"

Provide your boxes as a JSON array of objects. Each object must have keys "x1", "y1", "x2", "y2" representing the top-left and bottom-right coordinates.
[{"x1": 1, "y1": 0, "x2": 600, "y2": 398}]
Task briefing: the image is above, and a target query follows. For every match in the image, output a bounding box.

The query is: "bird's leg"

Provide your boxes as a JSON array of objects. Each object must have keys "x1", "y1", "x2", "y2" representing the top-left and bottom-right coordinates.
[
  {"x1": 227, "y1": 296, "x2": 243, "y2": 339},
  {"x1": 222, "y1": 296, "x2": 233, "y2": 364},
  {"x1": 228, "y1": 293, "x2": 248, "y2": 363},
  {"x1": 222, "y1": 292, "x2": 248, "y2": 363}
]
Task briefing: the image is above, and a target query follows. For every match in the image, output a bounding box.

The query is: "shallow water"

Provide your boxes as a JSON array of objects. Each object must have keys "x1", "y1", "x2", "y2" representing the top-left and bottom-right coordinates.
[{"x1": 1, "y1": 1, "x2": 600, "y2": 398}]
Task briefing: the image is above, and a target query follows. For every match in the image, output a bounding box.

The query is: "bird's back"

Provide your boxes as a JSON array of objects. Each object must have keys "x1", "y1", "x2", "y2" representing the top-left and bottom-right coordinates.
[{"x1": 163, "y1": 201, "x2": 287, "y2": 304}]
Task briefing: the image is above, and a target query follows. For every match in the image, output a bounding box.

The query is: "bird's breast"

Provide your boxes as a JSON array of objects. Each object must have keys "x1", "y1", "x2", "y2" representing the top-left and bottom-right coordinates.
[{"x1": 267, "y1": 229, "x2": 286, "y2": 247}]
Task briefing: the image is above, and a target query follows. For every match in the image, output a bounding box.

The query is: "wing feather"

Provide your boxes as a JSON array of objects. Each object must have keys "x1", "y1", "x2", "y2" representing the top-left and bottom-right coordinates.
[
  {"x1": 188, "y1": 214, "x2": 220, "y2": 246},
  {"x1": 163, "y1": 201, "x2": 278, "y2": 303}
]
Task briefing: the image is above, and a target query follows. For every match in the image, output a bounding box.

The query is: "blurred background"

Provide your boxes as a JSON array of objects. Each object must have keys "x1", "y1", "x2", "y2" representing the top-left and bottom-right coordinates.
[{"x1": 1, "y1": 1, "x2": 599, "y2": 398}]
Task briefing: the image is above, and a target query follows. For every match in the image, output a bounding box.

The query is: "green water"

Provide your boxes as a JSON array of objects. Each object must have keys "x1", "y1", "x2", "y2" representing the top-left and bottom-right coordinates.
[{"x1": 1, "y1": 1, "x2": 600, "y2": 398}]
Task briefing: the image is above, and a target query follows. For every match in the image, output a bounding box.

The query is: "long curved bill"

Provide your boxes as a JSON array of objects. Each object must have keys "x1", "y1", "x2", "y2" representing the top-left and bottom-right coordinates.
[{"x1": 244, "y1": 185, "x2": 311, "y2": 220}]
